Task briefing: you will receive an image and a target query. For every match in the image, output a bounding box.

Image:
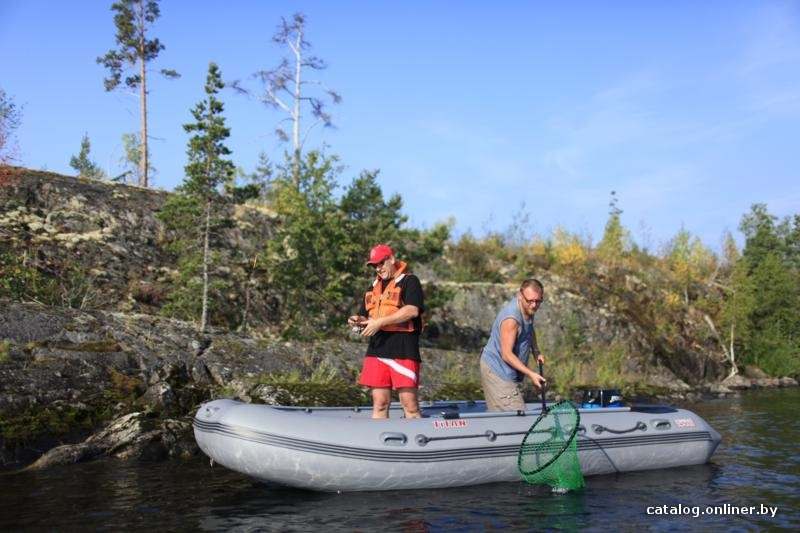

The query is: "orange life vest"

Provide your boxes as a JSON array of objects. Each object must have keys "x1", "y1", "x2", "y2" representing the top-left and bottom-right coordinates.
[{"x1": 364, "y1": 261, "x2": 416, "y2": 333}]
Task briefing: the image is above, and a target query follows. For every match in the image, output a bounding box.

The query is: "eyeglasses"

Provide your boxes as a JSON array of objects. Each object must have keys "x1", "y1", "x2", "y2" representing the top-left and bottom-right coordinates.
[
  {"x1": 373, "y1": 258, "x2": 390, "y2": 270},
  {"x1": 520, "y1": 292, "x2": 544, "y2": 306}
]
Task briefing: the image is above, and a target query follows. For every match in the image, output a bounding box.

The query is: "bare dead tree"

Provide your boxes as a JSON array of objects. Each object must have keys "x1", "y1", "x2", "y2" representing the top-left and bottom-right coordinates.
[
  {"x1": 709, "y1": 280, "x2": 740, "y2": 379},
  {"x1": 234, "y1": 13, "x2": 341, "y2": 186}
]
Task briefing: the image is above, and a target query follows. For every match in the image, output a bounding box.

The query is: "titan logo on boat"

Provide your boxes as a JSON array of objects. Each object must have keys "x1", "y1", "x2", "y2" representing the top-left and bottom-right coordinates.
[
  {"x1": 674, "y1": 418, "x2": 696, "y2": 428},
  {"x1": 432, "y1": 419, "x2": 469, "y2": 429}
]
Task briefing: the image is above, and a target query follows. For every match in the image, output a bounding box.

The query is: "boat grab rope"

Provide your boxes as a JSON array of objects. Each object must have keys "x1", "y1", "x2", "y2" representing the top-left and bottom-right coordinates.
[
  {"x1": 590, "y1": 421, "x2": 647, "y2": 434},
  {"x1": 415, "y1": 428, "x2": 544, "y2": 446},
  {"x1": 416, "y1": 423, "x2": 586, "y2": 446}
]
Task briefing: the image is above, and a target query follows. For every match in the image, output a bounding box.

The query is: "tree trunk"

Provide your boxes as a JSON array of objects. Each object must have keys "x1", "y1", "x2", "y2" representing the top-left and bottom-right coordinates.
[
  {"x1": 728, "y1": 322, "x2": 737, "y2": 379},
  {"x1": 138, "y1": 2, "x2": 149, "y2": 188},
  {"x1": 291, "y1": 28, "x2": 302, "y2": 187},
  {"x1": 139, "y1": 53, "x2": 149, "y2": 188},
  {"x1": 240, "y1": 255, "x2": 256, "y2": 334},
  {"x1": 200, "y1": 198, "x2": 211, "y2": 333},
  {"x1": 703, "y1": 313, "x2": 734, "y2": 378}
]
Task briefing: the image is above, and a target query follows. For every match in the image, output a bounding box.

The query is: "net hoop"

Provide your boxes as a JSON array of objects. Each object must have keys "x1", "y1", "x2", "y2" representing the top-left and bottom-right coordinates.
[{"x1": 517, "y1": 400, "x2": 582, "y2": 476}]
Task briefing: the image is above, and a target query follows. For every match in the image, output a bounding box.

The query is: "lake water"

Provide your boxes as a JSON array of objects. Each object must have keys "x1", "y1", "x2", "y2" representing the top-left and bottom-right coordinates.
[{"x1": 2, "y1": 389, "x2": 798, "y2": 531}]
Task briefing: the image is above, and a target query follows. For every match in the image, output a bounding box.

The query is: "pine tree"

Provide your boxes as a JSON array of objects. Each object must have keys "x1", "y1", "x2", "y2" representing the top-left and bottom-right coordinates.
[
  {"x1": 735, "y1": 204, "x2": 800, "y2": 375},
  {"x1": 740, "y1": 203, "x2": 785, "y2": 270},
  {"x1": 231, "y1": 152, "x2": 272, "y2": 203},
  {"x1": 69, "y1": 133, "x2": 106, "y2": 179},
  {"x1": 97, "y1": 0, "x2": 179, "y2": 188},
  {"x1": 721, "y1": 231, "x2": 740, "y2": 269},
  {"x1": 597, "y1": 191, "x2": 629, "y2": 263},
  {"x1": 158, "y1": 62, "x2": 234, "y2": 332}
]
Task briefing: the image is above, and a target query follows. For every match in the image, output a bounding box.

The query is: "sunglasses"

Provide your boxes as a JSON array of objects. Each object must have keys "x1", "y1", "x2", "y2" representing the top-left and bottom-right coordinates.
[
  {"x1": 372, "y1": 258, "x2": 390, "y2": 270},
  {"x1": 520, "y1": 292, "x2": 544, "y2": 306}
]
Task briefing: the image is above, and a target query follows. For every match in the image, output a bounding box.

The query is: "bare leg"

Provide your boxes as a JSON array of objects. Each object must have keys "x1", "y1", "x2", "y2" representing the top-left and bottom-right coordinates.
[
  {"x1": 397, "y1": 388, "x2": 421, "y2": 418},
  {"x1": 371, "y1": 388, "x2": 391, "y2": 419}
]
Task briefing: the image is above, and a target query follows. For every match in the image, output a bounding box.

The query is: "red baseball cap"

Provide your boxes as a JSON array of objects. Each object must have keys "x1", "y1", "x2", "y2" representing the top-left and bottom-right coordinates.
[{"x1": 367, "y1": 244, "x2": 394, "y2": 265}]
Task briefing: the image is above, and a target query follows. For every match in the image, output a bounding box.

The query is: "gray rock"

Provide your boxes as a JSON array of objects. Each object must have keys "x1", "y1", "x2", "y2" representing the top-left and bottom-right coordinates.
[
  {"x1": 646, "y1": 373, "x2": 692, "y2": 392},
  {"x1": 705, "y1": 382, "x2": 732, "y2": 395},
  {"x1": 205, "y1": 363, "x2": 233, "y2": 386},
  {"x1": 251, "y1": 384, "x2": 285, "y2": 405},
  {"x1": 25, "y1": 412, "x2": 196, "y2": 469},
  {"x1": 779, "y1": 376, "x2": 799, "y2": 387},
  {"x1": 753, "y1": 378, "x2": 780, "y2": 388},
  {"x1": 226, "y1": 379, "x2": 253, "y2": 402},
  {"x1": 744, "y1": 365, "x2": 769, "y2": 379},
  {"x1": 141, "y1": 382, "x2": 176, "y2": 412},
  {"x1": 190, "y1": 360, "x2": 213, "y2": 385},
  {"x1": 722, "y1": 374, "x2": 752, "y2": 390}
]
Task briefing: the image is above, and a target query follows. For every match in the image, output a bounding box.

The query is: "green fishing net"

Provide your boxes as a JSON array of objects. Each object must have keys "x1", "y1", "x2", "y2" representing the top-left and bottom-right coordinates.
[{"x1": 517, "y1": 400, "x2": 585, "y2": 491}]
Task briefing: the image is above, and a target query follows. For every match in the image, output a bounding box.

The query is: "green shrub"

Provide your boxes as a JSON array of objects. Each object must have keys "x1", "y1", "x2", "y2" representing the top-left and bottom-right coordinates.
[{"x1": 0, "y1": 249, "x2": 96, "y2": 308}]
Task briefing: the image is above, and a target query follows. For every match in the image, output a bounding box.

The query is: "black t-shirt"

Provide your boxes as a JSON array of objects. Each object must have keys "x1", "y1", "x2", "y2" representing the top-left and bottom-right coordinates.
[{"x1": 358, "y1": 274, "x2": 425, "y2": 361}]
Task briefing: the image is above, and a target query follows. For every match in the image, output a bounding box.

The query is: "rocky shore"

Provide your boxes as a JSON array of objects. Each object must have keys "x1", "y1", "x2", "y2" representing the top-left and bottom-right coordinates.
[{"x1": 1, "y1": 300, "x2": 796, "y2": 472}]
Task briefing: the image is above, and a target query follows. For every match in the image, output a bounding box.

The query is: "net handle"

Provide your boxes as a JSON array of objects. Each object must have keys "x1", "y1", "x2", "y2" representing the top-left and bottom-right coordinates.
[{"x1": 538, "y1": 360, "x2": 546, "y2": 412}]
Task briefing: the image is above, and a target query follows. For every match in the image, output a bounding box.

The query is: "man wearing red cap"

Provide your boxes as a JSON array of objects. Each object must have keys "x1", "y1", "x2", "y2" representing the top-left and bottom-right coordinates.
[{"x1": 348, "y1": 244, "x2": 424, "y2": 419}]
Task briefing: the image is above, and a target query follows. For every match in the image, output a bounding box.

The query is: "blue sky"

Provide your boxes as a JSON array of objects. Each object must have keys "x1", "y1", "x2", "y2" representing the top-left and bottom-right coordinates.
[{"x1": 2, "y1": 1, "x2": 799, "y2": 251}]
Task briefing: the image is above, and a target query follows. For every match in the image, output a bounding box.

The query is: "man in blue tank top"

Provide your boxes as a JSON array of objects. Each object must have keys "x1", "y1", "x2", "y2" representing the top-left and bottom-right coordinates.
[{"x1": 480, "y1": 278, "x2": 546, "y2": 411}]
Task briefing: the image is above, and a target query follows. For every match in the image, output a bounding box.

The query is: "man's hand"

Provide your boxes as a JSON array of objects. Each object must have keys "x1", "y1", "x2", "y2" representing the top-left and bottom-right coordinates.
[
  {"x1": 361, "y1": 317, "x2": 384, "y2": 337},
  {"x1": 348, "y1": 315, "x2": 366, "y2": 328},
  {"x1": 536, "y1": 354, "x2": 545, "y2": 365},
  {"x1": 528, "y1": 371, "x2": 546, "y2": 390}
]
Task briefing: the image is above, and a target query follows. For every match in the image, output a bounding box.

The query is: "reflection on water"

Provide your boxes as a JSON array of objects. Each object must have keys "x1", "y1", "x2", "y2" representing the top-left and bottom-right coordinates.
[{"x1": 1, "y1": 389, "x2": 798, "y2": 531}]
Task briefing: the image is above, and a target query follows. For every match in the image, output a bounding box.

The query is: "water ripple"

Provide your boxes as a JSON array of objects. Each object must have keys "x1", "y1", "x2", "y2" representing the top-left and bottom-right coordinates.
[{"x1": 1, "y1": 389, "x2": 798, "y2": 530}]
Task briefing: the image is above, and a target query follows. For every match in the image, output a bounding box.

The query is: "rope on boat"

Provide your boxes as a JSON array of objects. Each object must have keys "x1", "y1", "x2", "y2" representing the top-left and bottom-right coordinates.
[{"x1": 415, "y1": 429, "x2": 532, "y2": 446}]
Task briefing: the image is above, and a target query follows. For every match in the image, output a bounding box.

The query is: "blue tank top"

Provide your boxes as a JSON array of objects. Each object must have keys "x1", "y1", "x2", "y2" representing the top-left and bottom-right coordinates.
[{"x1": 480, "y1": 297, "x2": 534, "y2": 382}]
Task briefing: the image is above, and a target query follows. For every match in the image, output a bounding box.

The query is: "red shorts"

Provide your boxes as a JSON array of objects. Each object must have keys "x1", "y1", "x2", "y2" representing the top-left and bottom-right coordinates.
[{"x1": 358, "y1": 356, "x2": 421, "y2": 390}]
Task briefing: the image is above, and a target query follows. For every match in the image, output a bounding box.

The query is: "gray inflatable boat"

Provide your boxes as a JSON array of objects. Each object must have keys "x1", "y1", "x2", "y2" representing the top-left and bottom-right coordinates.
[{"x1": 194, "y1": 399, "x2": 721, "y2": 492}]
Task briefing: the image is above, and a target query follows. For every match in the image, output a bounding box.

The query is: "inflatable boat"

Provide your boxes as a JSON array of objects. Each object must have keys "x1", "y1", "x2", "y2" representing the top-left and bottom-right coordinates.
[{"x1": 194, "y1": 399, "x2": 721, "y2": 492}]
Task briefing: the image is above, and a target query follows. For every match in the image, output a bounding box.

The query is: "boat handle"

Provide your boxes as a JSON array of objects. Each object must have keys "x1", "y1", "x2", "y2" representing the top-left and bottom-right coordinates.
[
  {"x1": 380, "y1": 432, "x2": 408, "y2": 446},
  {"x1": 591, "y1": 421, "x2": 647, "y2": 434},
  {"x1": 651, "y1": 419, "x2": 671, "y2": 430}
]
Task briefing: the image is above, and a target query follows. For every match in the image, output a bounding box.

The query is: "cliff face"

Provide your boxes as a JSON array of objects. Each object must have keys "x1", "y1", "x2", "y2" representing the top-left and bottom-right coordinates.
[
  {"x1": 1, "y1": 168, "x2": 172, "y2": 306},
  {"x1": 0, "y1": 167, "x2": 276, "y2": 321}
]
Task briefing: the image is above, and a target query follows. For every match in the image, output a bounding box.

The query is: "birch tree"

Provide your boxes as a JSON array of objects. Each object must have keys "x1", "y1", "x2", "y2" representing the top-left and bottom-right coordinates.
[
  {"x1": 237, "y1": 13, "x2": 341, "y2": 186},
  {"x1": 97, "y1": 0, "x2": 179, "y2": 188},
  {"x1": 115, "y1": 132, "x2": 154, "y2": 183}
]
